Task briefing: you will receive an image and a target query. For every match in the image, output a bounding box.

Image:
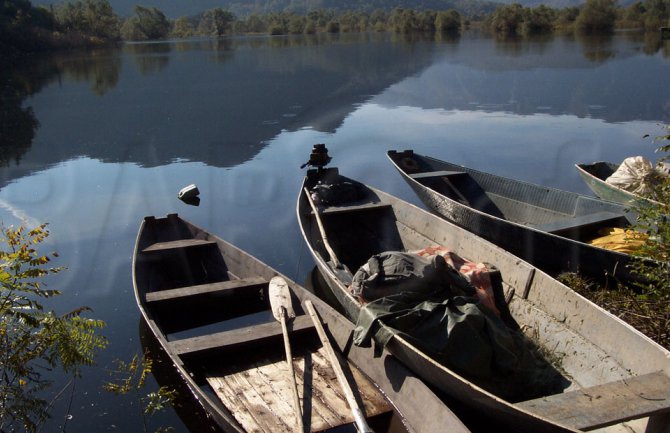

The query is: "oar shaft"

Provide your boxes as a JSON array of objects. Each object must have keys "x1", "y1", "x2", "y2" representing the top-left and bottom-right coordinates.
[
  {"x1": 304, "y1": 300, "x2": 373, "y2": 433},
  {"x1": 280, "y1": 309, "x2": 304, "y2": 433},
  {"x1": 304, "y1": 187, "x2": 342, "y2": 268}
]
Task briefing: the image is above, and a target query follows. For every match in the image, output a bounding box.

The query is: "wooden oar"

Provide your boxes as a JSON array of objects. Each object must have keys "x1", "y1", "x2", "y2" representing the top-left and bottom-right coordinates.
[
  {"x1": 304, "y1": 187, "x2": 354, "y2": 284},
  {"x1": 304, "y1": 300, "x2": 374, "y2": 433},
  {"x1": 304, "y1": 187, "x2": 342, "y2": 268},
  {"x1": 269, "y1": 276, "x2": 304, "y2": 433}
]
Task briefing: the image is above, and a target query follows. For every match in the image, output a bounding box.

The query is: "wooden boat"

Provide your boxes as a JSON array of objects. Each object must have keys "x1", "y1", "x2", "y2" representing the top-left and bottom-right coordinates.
[
  {"x1": 133, "y1": 213, "x2": 469, "y2": 433},
  {"x1": 575, "y1": 161, "x2": 663, "y2": 207},
  {"x1": 297, "y1": 162, "x2": 670, "y2": 433},
  {"x1": 387, "y1": 150, "x2": 644, "y2": 286}
]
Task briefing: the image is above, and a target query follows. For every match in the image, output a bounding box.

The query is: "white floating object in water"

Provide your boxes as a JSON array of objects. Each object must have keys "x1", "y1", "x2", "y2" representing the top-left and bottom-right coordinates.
[{"x1": 178, "y1": 184, "x2": 200, "y2": 201}]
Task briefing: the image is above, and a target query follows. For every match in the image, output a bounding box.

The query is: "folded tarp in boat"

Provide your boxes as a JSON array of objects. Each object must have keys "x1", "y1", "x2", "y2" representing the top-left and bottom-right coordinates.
[{"x1": 350, "y1": 250, "x2": 568, "y2": 402}]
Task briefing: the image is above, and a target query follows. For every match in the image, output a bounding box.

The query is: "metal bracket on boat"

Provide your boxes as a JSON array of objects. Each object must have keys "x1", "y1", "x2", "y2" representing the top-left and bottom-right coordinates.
[{"x1": 521, "y1": 268, "x2": 536, "y2": 299}]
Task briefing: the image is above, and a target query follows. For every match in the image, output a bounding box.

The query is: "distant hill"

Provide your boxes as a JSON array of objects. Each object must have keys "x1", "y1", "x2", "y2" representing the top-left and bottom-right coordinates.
[
  {"x1": 488, "y1": 0, "x2": 581, "y2": 6},
  {"x1": 41, "y1": 0, "x2": 636, "y2": 20},
  {"x1": 38, "y1": 0, "x2": 504, "y2": 19}
]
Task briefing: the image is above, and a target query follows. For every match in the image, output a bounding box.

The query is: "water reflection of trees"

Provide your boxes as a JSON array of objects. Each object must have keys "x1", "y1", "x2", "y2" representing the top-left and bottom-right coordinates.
[
  {"x1": 0, "y1": 84, "x2": 37, "y2": 167},
  {"x1": 490, "y1": 29, "x2": 667, "y2": 61},
  {"x1": 578, "y1": 30, "x2": 670, "y2": 60},
  {"x1": 0, "y1": 48, "x2": 125, "y2": 165},
  {"x1": 492, "y1": 33, "x2": 553, "y2": 56},
  {"x1": 123, "y1": 42, "x2": 171, "y2": 74},
  {"x1": 123, "y1": 39, "x2": 237, "y2": 68},
  {"x1": 205, "y1": 39, "x2": 235, "y2": 64},
  {"x1": 2, "y1": 32, "x2": 667, "y2": 173},
  {"x1": 57, "y1": 49, "x2": 122, "y2": 95},
  {"x1": 0, "y1": 56, "x2": 58, "y2": 167},
  {"x1": 621, "y1": 30, "x2": 669, "y2": 56},
  {"x1": 576, "y1": 32, "x2": 616, "y2": 63}
]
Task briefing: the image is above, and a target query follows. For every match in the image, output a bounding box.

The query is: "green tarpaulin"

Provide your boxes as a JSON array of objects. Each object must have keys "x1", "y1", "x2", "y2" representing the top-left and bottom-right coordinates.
[{"x1": 351, "y1": 251, "x2": 568, "y2": 401}]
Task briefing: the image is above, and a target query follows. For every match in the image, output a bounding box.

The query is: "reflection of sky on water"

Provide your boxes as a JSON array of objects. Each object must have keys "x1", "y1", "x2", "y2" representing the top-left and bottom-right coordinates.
[
  {"x1": 376, "y1": 35, "x2": 670, "y2": 123},
  {"x1": 314, "y1": 104, "x2": 662, "y2": 193}
]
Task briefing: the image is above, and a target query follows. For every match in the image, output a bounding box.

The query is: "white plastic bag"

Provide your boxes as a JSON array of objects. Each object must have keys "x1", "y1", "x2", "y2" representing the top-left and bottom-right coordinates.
[{"x1": 605, "y1": 156, "x2": 657, "y2": 195}]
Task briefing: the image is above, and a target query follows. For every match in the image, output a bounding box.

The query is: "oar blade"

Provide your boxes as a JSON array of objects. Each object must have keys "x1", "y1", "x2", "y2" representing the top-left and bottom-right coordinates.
[{"x1": 269, "y1": 276, "x2": 296, "y2": 320}]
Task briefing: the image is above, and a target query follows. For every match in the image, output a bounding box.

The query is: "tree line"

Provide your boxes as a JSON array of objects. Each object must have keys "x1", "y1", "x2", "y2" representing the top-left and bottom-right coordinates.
[
  {"x1": 484, "y1": 0, "x2": 669, "y2": 36},
  {"x1": 2, "y1": 0, "x2": 669, "y2": 55}
]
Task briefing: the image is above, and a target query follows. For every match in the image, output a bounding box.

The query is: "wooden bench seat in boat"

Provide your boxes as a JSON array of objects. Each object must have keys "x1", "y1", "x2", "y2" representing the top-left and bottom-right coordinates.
[
  {"x1": 409, "y1": 170, "x2": 467, "y2": 180},
  {"x1": 516, "y1": 370, "x2": 670, "y2": 431},
  {"x1": 313, "y1": 201, "x2": 393, "y2": 215},
  {"x1": 141, "y1": 238, "x2": 217, "y2": 253},
  {"x1": 533, "y1": 211, "x2": 625, "y2": 235},
  {"x1": 145, "y1": 277, "x2": 267, "y2": 303},
  {"x1": 168, "y1": 314, "x2": 315, "y2": 356}
]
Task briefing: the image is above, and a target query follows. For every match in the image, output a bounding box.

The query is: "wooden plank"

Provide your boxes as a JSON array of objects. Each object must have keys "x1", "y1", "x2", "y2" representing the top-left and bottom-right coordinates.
[
  {"x1": 206, "y1": 347, "x2": 392, "y2": 433},
  {"x1": 169, "y1": 314, "x2": 314, "y2": 356},
  {"x1": 295, "y1": 352, "x2": 351, "y2": 429},
  {"x1": 533, "y1": 211, "x2": 623, "y2": 234},
  {"x1": 309, "y1": 344, "x2": 391, "y2": 419},
  {"x1": 516, "y1": 371, "x2": 670, "y2": 430},
  {"x1": 141, "y1": 238, "x2": 216, "y2": 253},
  {"x1": 211, "y1": 361, "x2": 297, "y2": 432},
  {"x1": 287, "y1": 352, "x2": 351, "y2": 430},
  {"x1": 409, "y1": 170, "x2": 466, "y2": 179},
  {"x1": 316, "y1": 202, "x2": 392, "y2": 215},
  {"x1": 145, "y1": 277, "x2": 267, "y2": 303}
]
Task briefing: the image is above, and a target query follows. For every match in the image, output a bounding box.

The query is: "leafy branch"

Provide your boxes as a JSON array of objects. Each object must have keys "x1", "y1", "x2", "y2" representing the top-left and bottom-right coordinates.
[
  {"x1": 0, "y1": 224, "x2": 107, "y2": 432},
  {"x1": 103, "y1": 352, "x2": 176, "y2": 433}
]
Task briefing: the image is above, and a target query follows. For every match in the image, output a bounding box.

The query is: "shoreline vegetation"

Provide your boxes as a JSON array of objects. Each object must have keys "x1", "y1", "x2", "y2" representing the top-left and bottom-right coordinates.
[
  {"x1": 559, "y1": 128, "x2": 670, "y2": 350},
  {"x1": 2, "y1": 0, "x2": 669, "y2": 57}
]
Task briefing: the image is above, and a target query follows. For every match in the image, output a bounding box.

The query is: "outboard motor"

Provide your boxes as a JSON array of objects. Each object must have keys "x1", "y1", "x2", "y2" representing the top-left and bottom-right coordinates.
[{"x1": 301, "y1": 143, "x2": 331, "y2": 169}]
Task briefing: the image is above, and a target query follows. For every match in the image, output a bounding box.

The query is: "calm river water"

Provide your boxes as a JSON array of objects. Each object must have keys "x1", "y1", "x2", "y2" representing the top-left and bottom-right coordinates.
[{"x1": 1, "y1": 30, "x2": 669, "y2": 432}]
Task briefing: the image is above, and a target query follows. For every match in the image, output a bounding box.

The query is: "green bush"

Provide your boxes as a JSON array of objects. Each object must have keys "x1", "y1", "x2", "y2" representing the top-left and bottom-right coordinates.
[
  {"x1": 54, "y1": 0, "x2": 119, "y2": 40},
  {"x1": 575, "y1": 0, "x2": 618, "y2": 33},
  {"x1": 630, "y1": 127, "x2": 670, "y2": 300},
  {"x1": 0, "y1": 224, "x2": 107, "y2": 432},
  {"x1": 435, "y1": 10, "x2": 461, "y2": 33},
  {"x1": 486, "y1": 3, "x2": 525, "y2": 35}
]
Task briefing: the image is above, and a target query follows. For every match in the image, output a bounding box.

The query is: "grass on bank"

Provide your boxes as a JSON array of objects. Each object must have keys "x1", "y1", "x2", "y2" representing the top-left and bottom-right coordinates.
[{"x1": 559, "y1": 126, "x2": 670, "y2": 350}]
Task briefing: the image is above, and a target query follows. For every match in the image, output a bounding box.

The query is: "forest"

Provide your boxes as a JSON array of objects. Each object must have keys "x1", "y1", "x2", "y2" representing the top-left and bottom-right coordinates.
[{"x1": 1, "y1": 0, "x2": 669, "y2": 55}]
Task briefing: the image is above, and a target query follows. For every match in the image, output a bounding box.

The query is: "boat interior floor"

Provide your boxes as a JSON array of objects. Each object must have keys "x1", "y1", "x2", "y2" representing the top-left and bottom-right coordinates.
[{"x1": 206, "y1": 344, "x2": 392, "y2": 433}]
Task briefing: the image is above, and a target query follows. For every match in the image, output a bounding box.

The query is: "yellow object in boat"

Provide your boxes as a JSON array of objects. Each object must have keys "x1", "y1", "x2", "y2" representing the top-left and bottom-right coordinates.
[{"x1": 588, "y1": 227, "x2": 647, "y2": 253}]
